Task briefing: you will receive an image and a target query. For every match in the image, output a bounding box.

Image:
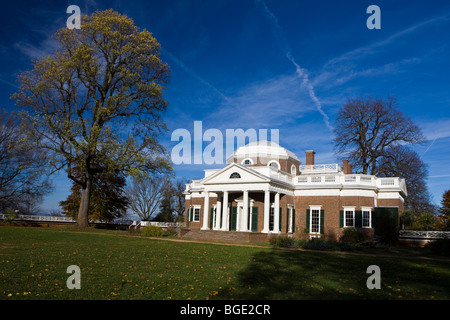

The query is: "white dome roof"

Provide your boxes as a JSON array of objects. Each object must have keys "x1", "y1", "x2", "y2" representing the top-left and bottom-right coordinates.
[{"x1": 227, "y1": 140, "x2": 300, "y2": 163}]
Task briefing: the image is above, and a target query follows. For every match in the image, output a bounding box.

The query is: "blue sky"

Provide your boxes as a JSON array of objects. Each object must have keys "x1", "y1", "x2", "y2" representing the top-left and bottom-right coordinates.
[{"x1": 1, "y1": 0, "x2": 449, "y2": 212}]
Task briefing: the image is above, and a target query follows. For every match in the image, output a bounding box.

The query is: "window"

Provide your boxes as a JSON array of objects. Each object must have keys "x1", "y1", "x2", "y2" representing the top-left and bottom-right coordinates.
[
  {"x1": 309, "y1": 206, "x2": 321, "y2": 234},
  {"x1": 362, "y1": 207, "x2": 372, "y2": 228},
  {"x1": 229, "y1": 172, "x2": 241, "y2": 179},
  {"x1": 268, "y1": 160, "x2": 280, "y2": 170},
  {"x1": 291, "y1": 165, "x2": 297, "y2": 175},
  {"x1": 241, "y1": 158, "x2": 253, "y2": 165},
  {"x1": 193, "y1": 206, "x2": 201, "y2": 222},
  {"x1": 343, "y1": 207, "x2": 355, "y2": 227},
  {"x1": 269, "y1": 207, "x2": 274, "y2": 231},
  {"x1": 311, "y1": 209, "x2": 320, "y2": 233}
]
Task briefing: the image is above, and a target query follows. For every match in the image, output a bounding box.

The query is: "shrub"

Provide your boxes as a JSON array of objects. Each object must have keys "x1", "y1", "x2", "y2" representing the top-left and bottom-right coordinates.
[
  {"x1": 339, "y1": 228, "x2": 368, "y2": 244},
  {"x1": 302, "y1": 237, "x2": 336, "y2": 251},
  {"x1": 141, "y1": 225, "x2": 165, "y2": 237},
  {"x1": 269, "y1": 235, "x2": 306, "y2": 248},
  {"x1": 425, "y1": 238, "x2": 450, "y2": 256}
]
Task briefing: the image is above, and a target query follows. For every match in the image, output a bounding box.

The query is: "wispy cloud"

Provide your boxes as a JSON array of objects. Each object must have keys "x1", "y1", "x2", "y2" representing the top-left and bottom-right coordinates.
[
  {"x1": 254, "y1": 0, "x2": 333, "y2": 132},
  {"x1": 324, "y1": 12, "x2": 450, "y2": 70},
  {"x1": 162, "y1": 48, "x2": 231, "y2": 104}
]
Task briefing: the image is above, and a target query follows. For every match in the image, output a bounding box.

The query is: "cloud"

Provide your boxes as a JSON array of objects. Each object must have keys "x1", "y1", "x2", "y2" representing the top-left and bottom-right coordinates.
[
  {"x1": 324, "y1": 12, "x2": 450, "y2": 70},
  {"x1": 254, "y1": 0, "x2": 333, "y2": 132}
]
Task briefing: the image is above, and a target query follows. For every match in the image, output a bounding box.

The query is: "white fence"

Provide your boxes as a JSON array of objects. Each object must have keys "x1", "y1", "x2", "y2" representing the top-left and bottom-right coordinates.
[
  {"x1": 134, "y1": 221, "x2": 184, "y2": 229},
  {"x1": 0, "y1": 214, "x2": 75, "y2": 223},
  {"x1": 0, "y1": 214, "x2": 133, "y2": 225},
  {"x1": 399, "y1": 230, "x2": 450, "y2": 240}
]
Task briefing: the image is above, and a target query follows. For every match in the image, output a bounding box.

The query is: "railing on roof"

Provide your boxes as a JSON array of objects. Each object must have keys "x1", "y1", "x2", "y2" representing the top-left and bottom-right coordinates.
[
  {"x1": 299, "y1": 164, "x2": 342, "y2": 173},
  {"x1": 296, "y1": 174, "x2": 406, "y2": 193}
]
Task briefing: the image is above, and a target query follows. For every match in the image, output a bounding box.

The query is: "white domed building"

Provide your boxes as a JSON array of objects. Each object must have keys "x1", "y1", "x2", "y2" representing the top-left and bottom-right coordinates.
[{"x1": 182, "y1": 141, "x2": 407, "y2": 242}]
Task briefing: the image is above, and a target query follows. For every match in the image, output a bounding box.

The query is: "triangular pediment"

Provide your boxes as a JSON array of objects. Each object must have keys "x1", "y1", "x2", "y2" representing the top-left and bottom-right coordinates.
[{"x1": 201, "y1": 163, "x2": 270, "y2": 185}]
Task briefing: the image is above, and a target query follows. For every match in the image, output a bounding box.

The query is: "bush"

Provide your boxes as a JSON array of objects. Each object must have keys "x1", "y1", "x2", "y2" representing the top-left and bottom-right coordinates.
[
  {"x1": 425, "y1": 238, "x2": 450, "y2": 256},
  {"x1": 141, "y1": 225, "x2": 165, "y2": 237},
  {"x1": 269, "y1": 235, "x2": 306, "y2": 248},
  {"x1": 302, "y1": 237, "x2": 336, "y2": 251},
  {"x1": 339, "y1": 228, "x2": 367, "y2": 244}
]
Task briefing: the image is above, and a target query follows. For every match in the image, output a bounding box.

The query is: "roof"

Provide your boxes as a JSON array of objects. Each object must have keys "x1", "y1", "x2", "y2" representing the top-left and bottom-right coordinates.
[{"x1": 226, "y1": 140, "x2": 300, "y2": 163}]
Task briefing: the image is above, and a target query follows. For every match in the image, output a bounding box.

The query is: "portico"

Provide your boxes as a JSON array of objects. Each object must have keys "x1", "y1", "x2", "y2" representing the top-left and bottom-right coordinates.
[{"x1": 200, "y1": 187, "x2": 287, "y2": 234}]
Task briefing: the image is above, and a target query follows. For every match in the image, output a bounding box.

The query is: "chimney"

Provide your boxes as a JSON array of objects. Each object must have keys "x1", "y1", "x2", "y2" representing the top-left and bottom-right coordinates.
[
  {"x1": 306, "y1": 150, "x2": 315, "y2": 166},
  {"x1": 343, "y1": 160, "x2": 352, "y2": 174}
]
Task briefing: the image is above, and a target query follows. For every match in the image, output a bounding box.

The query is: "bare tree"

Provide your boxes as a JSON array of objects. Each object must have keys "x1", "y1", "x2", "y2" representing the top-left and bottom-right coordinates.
[
  {"x1": 126, "y1": 175, "x2": 171, "y2": 221},
  {"x1": 0, "y1": 109, "x2": 52, "y2": 212},
  {"x1": 333, "y1": 96, "x2": 425, "y2": 175},
  {"x1": 378, "y1": 144, "x2": 434, "y2": 214}
]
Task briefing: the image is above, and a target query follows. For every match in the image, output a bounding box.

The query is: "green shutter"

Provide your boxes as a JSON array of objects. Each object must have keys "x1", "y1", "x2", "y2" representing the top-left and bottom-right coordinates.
[
  {"x1": 210, "y1": 208, "x2": 214, "y2": 229},
  {"x1": 251, "y1": 206, "x2": 258, "y2": 232},
  {"x1": 292, "y1": 209, "x2": 296, "y2": 233},
  {"x1": 339, "y1": 210, "x2": 344, "y2": 228},
  {"x1": 231, "y1": 206, "x2": 237, "y2": 231},
  {"x1": 355, "y1": 210, "x2": 362, "y2": 228},
  {"x1": 189, "y1": 207, "x2": 193, "y2": 222},
  {"x1": 286, "y1": 208, "x2": 289, "y2": 233},
  {"x1": 320, "y1": 209, "x2": 325, "y2": 234},
  {"x1": 306, "y1": 209, "x2": 310, "y2": 231},
  {"x1": 279, "y1": 208, "x2": 282, "y2": 232}
]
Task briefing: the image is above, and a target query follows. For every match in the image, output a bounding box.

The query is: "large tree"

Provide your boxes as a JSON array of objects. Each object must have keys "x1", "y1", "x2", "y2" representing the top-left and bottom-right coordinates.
[
  {"x1": 377, "y1": 144, "x2": 434, "y2": 214},
  {"x1": 333, "y1": 96, "x2": 425, "y2": 175},
  {"x1": 59, "y1": 166, "x2": 129, "y2": 222},
  {"x1": 0, "y1": 109, "x2": 52, "y2": 213},
  {"x1": 12, "y1": 10, "x2": 171, "y2": 227}
]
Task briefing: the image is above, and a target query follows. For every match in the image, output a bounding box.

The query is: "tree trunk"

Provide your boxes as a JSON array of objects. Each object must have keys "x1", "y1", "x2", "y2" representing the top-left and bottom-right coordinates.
[{"x1": 77, "y1": 177, "x2": 92, "y2": 227}]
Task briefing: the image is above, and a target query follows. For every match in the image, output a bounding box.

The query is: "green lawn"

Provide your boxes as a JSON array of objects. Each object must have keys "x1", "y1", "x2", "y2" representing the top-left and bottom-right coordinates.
[{"x1": 1, "y1": 226, "x2": 449, "y2": 300}]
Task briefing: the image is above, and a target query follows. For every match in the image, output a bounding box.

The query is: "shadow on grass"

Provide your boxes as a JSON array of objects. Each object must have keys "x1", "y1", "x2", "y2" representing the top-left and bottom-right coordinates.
[{"x1": 216, "y1": 248, "x2": 450, "y2": 300}]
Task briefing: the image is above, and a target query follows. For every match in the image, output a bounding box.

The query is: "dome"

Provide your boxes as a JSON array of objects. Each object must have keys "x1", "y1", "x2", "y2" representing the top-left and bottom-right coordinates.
[{"x1": 226, "y1": 140, "x2": 300, "y2": 163}]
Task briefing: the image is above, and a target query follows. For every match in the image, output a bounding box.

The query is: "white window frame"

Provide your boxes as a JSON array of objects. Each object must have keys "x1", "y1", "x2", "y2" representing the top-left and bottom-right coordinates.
[
  {"x1": 291, "y1": 165, "x2": 297, "y2": 176},
  {"x1": 343, "y1": 206, "x2": 355, "y2": 228},
  {"x1": 361, "y1": 207, "x2": 372, "y2": 228},
  {"x1": 309, "y1": 205, "x2": 322, "y2": 235},
  {"x1": 192, "y1": 205, "x2": 201, "y2": 222},
  {"x1": 267, "y1": 160, "x2": 280, "y2": 170},
  {"x1": 241, "y1": 158, "x2": 253, "y2": 165},
  {"x1": 287, "y1": 205, "x2": 294, "y2": 233}
]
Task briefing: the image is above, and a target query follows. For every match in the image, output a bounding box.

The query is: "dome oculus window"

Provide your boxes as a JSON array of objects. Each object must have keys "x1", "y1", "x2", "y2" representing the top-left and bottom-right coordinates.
[
  {"x1": 242, "y1": 158, "x2": 253, "y2": 165},
  {"x1": 229, "y1": 172, "x2": 241, "y2": 179}
]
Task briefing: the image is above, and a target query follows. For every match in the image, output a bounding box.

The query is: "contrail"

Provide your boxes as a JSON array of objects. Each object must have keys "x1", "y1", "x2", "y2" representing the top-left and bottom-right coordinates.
[
  {"x1": 255, "y1": 0, "x2": 333, "y2": 132},
  {"x1": 161, "y1": 48, "x2": 231, "y2": 104}
]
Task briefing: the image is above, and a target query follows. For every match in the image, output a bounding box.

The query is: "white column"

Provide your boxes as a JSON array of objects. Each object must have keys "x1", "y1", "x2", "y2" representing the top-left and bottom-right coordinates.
[
  {"x1": 241, "y1": 190, "x2": 249, "y2": 232},
  {"x1": 274, "y1": 192, "x2": 280, "y2": 233},
  {"x1": 262, "y1": 190, "x2": 270, "y2": 233},
  {"x1": 201, "y1": 191, "x2": 210, "y2": 230},
  {"x1": 221, "y1": 191, "x2": 229, "y2": 231},
  {"x1": 215, "y1": 194, "x2": 222, "y2": 230}
]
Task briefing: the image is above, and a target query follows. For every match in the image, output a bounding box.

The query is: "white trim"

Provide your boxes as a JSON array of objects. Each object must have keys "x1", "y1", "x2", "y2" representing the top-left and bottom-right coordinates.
[
  {"x1": 290, "y1": 164, "x2": 297, "y2": 175},
  {"x1": 241, "y1": 158, "x2": 254, "y2": 165},
  {"x1": 342, "y1": 206, "x2": 355, "y2": 228},
  {"x1": 192, "y1": 205, "x2": 201, "y2": 222},
  {"x1": 309, "y1": 205, "x2": 322, "y2": 235},
  {"x1": 267, "y1": 160, "x2": 280, "y2": 170},
  {"x1": 361, "y1": 206, "x2": 372, "y2": 228}
]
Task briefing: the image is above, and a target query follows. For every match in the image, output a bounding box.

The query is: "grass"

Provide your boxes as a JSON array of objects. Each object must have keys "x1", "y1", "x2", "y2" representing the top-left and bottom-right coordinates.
[{"x1": 1, "y1": 225, "x2": 449, "y2": 300}]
